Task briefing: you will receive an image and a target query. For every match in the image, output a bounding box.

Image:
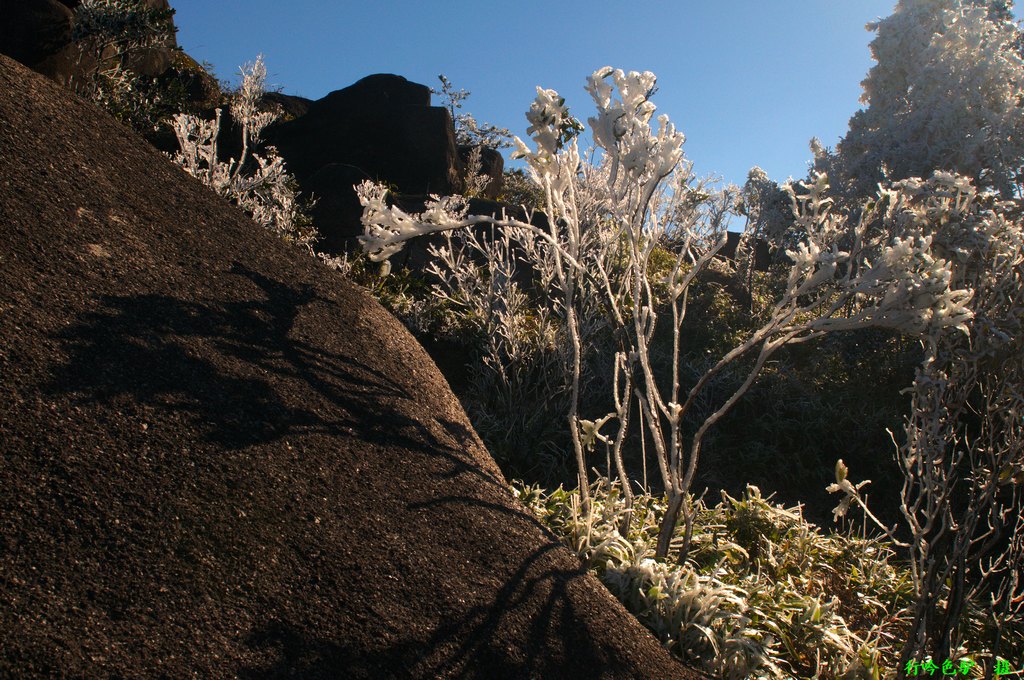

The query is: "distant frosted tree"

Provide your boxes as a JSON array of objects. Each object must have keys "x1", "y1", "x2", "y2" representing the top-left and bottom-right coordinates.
[
  {"x1": 432, "y1": 74, "x2": 514, "y2": 150},
  {"x1": 814, "y1": 0, "x2": 1024, "y2": 199},
  {"x1": 738, "y1": 166, "x2": 797, "y2": 249}
]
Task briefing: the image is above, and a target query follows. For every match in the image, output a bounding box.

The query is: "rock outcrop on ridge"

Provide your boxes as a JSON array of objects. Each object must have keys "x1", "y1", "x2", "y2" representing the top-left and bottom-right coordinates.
[
  {"x1": 264, "y1": 73, "x2": 503, "y2": 255},
  {"x1": 0, "y1": 54, "x2": 700, "y2": 678},
  {"x1": 0, "y1": 0, "x2": 219, "y2": 112}
]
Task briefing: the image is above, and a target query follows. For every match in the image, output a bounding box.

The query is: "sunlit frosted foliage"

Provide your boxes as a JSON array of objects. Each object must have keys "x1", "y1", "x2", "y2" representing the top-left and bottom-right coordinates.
[
  {"x1": 359, "y1": 69, "x2": 978, "y2": 569},
  {"x1": 516, "y1": 480, "x2": 921, "y2": 679},
  {"x1": 170, "y1": 56, "x2": 316, "y2": 250},
  {"x1": 828, "y1": 173, "x2": 1024, "y2": 669},
  {"x1": 815, "y1": 0, "x2": 1024, "y2": 199}
]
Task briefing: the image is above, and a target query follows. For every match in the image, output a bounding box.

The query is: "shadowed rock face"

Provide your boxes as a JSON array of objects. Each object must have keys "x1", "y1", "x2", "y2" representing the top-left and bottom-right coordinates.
[
  {"x1": 0, "y1": 0, "x2": 75, "y2": 68},
  {"x1": 263, "y1": 73, "x2": 466, "y2": 254},
  {"x1": 0, "y1": 55, "x2": 700, "y2": 679},
  {"x1": 263, "y1": 73, "x2": 509, "y2": 255},
  {"x1": 0, "y1": 0, "x2": 178, "y2": 85},
  {"x1": 266, "y1": 74, "x2": 462, "y2": 194}
]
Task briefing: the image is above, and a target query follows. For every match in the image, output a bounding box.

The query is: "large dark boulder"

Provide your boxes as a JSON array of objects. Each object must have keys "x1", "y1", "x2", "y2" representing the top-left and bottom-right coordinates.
[
  {"x1": 0, "y1": 0, "x2": 75, "y2": 68},
  {"x1": 266, "y1": 74, "x2": 462, "y2": 194},
  {"x1": 0, "y1": 54, "x2": 701, "y2": 679},
  {"x1": 261, "y1": 73, "x2": 519, "y2": 256},
  {"x1": 0, "y1": 0, "x2": 217, "y2": 112},
  {"x1": 304, "y1": 163, "x2": 374, "y2": 254},
  {"x1": 308, "y1": 72, "x2": 431, "y2": 113},
  {"x1": 262, "y1": 91, "x2": 313, "y2": 121},
  {"x1": 263, "y1": 74, "x2": 466, "y2": 251}
]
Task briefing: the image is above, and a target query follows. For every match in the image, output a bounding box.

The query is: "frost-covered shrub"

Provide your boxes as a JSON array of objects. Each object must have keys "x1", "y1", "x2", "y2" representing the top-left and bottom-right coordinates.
[
  {"x1": 73, "y1": 0, "x2": 175, "y2": 56},
  {"x1": 68, "y1": 6, "x2": 325, "y2": 257},
  {"x1": 827, "y1": 173, "x2": 1024, "y2": 672},
  {"x1": 515, "y1": 480, "x2": 925, "y2": 679},
  {"x1": 738, "y1": 167, "x2": 797, "y2": 252},
  {"x1": 732, "y1": 167, "x2": 798, "y2": 307},
  {"x1": 428, "y1": 220, "x2": 618, "y2": 479},
  {"x1": 359, "y1": 68, "x2": 977, "y2": 565},
  {"x1": 433, "y1": 75, "x2": 516, "y2": 198},
  {"x1": 433, "y1": 74, "x2": 514, "y2": 150},
  {"x1": 497, "y1": 168, "x2": 545, "y2": 212},
  {"x1": 71, "y1": 0, "x2": 185, "y2": 133},
  {"x1": 170, "y1": 56, "x2": 317, "y2": 251},
  {"x1": 815, "y1": 0, "x2": 1024, "y2": 200}
]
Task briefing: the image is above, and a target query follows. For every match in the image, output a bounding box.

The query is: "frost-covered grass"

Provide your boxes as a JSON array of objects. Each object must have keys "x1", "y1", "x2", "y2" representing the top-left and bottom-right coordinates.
[{"x1": 514, "y1": 479, "x2": 1020, "y2": 679}]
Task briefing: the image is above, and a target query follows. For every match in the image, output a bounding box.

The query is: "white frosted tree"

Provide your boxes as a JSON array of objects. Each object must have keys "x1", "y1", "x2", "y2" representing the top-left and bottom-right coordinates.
[
  {"x1": 359, "y1": 68, "x2": 977, "y2": 563},
  {"x1": 828, "y1": 173, "x2": 1024, "y2": 672},
  {"x1": 814, "y1": 0, "x2": 1024, "y2": 200}
]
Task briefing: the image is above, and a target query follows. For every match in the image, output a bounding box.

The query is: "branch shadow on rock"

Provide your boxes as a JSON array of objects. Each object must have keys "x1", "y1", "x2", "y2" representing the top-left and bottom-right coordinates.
[
  {"x1": 44, "y1": 262, "x2": 502, "y2": 492},
  {"x1": 237, "y1": 539, "x2": 611, "y2": 679}
]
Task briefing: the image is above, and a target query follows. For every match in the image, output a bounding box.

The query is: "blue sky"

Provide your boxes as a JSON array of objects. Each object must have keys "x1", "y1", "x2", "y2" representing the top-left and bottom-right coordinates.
[{"x1": 171, "y1": 1, "x2": 1021, "y2": 189}]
